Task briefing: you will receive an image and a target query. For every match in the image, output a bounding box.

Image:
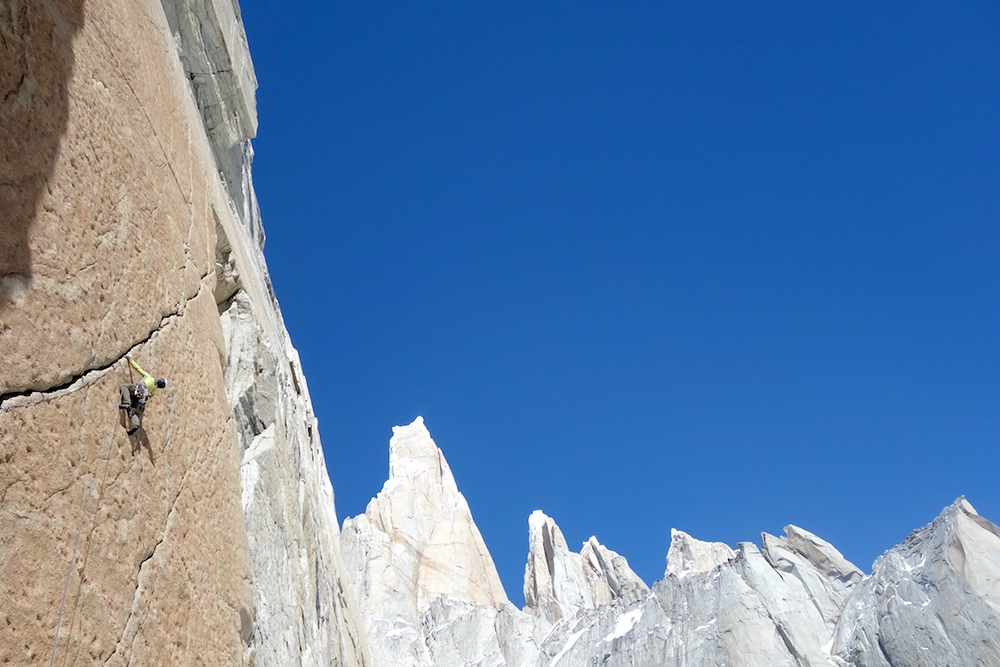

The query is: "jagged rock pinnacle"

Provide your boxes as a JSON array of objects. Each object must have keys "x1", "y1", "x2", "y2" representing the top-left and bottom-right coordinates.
[
  {"x1": 665, "y1": 528, "x2": 737, "y2": 578},
  {"x1": 341, "y1": 417, "x2": 510, "y2": 666},
  {"x1": 523, "y1": 510, "x2": 648, "y2": 623}
]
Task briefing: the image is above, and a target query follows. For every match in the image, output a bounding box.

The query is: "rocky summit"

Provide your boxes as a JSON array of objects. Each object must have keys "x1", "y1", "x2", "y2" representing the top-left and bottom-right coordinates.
[
  {"x1": 341, "y1": 418, "x2": 1000, "y2": 667},
  {"x1": 2, "y1": 1, "x2": 999, "y2": 666}
]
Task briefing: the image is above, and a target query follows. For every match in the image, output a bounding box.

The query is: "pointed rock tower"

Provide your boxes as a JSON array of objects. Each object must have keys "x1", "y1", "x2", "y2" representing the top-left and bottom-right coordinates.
[
  {"x1": 523, "y1": 510, "x2": 648, "y2": 624},
  {"x1": 340, "y1": 417, "x2": 512, "y2": 666}
]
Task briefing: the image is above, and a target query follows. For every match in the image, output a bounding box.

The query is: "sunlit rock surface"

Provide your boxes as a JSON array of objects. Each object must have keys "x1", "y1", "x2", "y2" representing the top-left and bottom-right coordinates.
[
  {"x1": 665, "y1": 528, "x2": 736, "y2": 578},
  {"x1": 832, "y1": 498, "x2": 1000, "y2": 667},
  {"x1": 346, "y1": 420, "x2": 1000, "y2": 667},
  {"x1": 0, "y1": 1, "x2": 365, "y2": 664},
  {"x1": 523, "y1": 510, "x2": 648, "y2": 624},
  {"x1": 340, "y1": 417, "x2": 511, "y2": 666},
  {"x1": 4, "y1": 2, "x2": 1000, "y2": 666}
]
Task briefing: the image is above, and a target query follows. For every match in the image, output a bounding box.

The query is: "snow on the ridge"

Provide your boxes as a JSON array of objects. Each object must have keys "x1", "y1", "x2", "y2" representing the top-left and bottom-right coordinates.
[
  {"x1": 693, "y1": 618, "x2": 717, "y2": 633},
  {"x1": 603, "y1": 610, "x2": 643, "y2": 643}
]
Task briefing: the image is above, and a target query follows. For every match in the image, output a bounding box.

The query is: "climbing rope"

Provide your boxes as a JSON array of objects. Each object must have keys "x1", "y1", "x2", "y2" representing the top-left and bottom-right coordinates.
[{"x1": 48, "y1": 371, "x2": 123, "y2": 667}]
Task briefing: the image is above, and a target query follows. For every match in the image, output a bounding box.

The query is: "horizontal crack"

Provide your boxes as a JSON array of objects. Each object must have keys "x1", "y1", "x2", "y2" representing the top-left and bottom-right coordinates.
[
  {"x1": 0, "y1": 363, "x2": 120, "y2": 414},
  {"x1": 0, "y1": 273, "x2": 212, "y2": 412}
]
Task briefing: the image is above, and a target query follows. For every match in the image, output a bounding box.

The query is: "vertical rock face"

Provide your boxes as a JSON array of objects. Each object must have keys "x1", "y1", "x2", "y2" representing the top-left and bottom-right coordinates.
[
  {"x1": 0, "y1": 1, "x2": 365, "y2": 665},
  {"x1": 0, "y1": 0, "x2": 82, "y2": 312},
  {"x1": 158, "y1": 0, "x2": 264, "y2": 248},
  {"x1": 220, "y1": 290, "x2": 367, "y2": 667}
]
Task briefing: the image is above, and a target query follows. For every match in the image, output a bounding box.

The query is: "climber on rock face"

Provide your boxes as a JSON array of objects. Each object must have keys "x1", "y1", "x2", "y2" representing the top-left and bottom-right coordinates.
[{"x1": 119, "y1": 356, "x2": 168, "y2": 434}]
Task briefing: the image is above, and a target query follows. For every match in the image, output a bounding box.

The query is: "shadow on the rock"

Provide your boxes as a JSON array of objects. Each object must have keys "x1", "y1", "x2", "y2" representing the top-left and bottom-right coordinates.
[
  {"x1": 119, "y1": 406, "x2": 155, "y2": 462},
  {"x1": 128, "y1": 427, "x2": 155, "y2": 463},
  {"x1": 0, "y1": 1, "x2": 85, "y2": 310}
]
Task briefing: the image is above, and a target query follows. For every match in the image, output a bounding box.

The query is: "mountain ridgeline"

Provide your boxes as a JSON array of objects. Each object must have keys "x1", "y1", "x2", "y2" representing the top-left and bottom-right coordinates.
[
  {"x1": 342, "y1": 418, "x2": 1000, "y2": 667},
  {"x1": 1, "y1": 1, "x2": 997, "y2": 666}
]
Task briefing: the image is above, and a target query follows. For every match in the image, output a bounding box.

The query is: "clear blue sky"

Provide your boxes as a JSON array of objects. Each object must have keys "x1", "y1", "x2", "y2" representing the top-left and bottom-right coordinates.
[{"x1": 240, "y1": 2, "x2": 999, "y2": 604}]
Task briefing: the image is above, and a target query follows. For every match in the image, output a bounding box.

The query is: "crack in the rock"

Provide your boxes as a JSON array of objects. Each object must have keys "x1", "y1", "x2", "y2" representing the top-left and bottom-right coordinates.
[
  {"x1": 0, "y1": 364, "x2": 118, "y2": 413},
  {"x1": 101, "y1": 421, "x2": 220, "y2": 665},
  {"x1": 188, "y1": 67, "x2": 234, "y2": 76},
  {"x1": 73, "y1": 259, "x2": 99, "y2": 277},
  {"x1": 0, "y1": 316, "x2": 174, "y2": 411},
  {"x1": 43, "y1": 479, "x2": 80, "y2": 503},
  {"x1": 103, "y1": 535, "x2": 163, "y2": 666},
  {"x1": 138, "y1": 536, "x2": 165, "y2": 571},
  {"x1": 0, "y1": 272, "x2": 213, "y2": 411},
  {"x1": 0, "y1": 475, "x2": 26, "y2": 506},
  {"x1": 97, "y1": 30, "x2": 189, "y2": 209},
  {"x1": 103, "y1": 460, "x2": 193, "y2": 664},
  {"x1": 1, "y1": 72, "x2": 27, "y2": 107}
]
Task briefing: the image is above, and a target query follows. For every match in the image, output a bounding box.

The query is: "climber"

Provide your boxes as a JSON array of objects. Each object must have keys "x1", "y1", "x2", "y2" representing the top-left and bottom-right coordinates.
[{"x1": 119, "y1": 356, "x2": 168, "y2": 434}]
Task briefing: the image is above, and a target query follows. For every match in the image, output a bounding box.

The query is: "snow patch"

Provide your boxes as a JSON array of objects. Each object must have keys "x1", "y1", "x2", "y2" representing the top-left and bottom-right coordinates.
[
  {"x1": 901, "y1": 556, "x2": 926, "y2": 573},
  {"x1": 603, "y1": 610, "x2": 643, "y2": 643},
  {"x1": 693, "y1": 618, "x2": 718, "y2": 633}
]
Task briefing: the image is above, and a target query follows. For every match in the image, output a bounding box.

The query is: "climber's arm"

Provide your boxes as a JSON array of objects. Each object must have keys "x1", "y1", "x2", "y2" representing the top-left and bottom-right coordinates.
[{"x1": 128, "y1": 356, "x2": 149, "y2": 378}]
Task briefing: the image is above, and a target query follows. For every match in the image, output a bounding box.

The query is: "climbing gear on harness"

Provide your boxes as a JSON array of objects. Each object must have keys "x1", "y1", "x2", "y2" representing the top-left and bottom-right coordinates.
[{"x1": 120, "y1": 356, "x2": 167, "y2": 434}]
